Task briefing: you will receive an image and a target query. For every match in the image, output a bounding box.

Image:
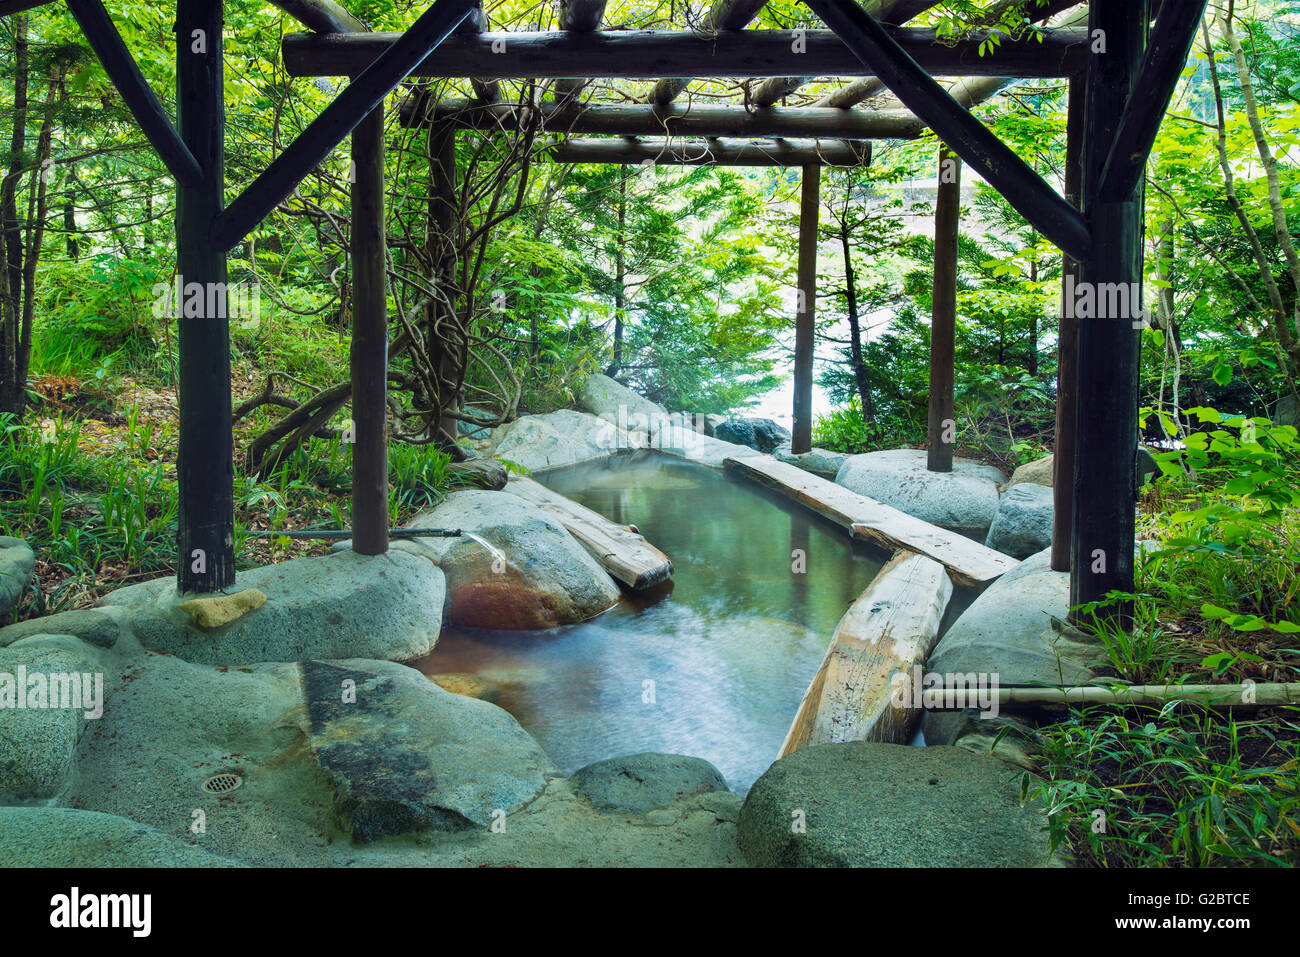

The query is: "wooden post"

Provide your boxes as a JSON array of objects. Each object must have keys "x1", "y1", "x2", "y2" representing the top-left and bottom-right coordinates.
[
  {"x1": 427, "y1": 121, "x2": 460, "y2": 447},
  {"x1": 1051, "y1": 75, "x2": 1084, "y2": 573},
  {"x1": 927, "y1": 144, "x2": 959, "y2": 472},
  {"x1": 175, "y1": 0, "x2": 234, "y2": 593},
  {"x1": 1070, "y1": 0, "x2": 1147, "y2": 624},
  {"x1": 792, "y1": 162, "x2": 820, "y2": 455},
  {"x1": 350, "y1": 105, "x2": 388, "y2": 556}
]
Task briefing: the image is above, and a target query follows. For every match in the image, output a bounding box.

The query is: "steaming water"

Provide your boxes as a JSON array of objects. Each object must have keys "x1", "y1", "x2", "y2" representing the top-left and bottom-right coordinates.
[{"x1": 413, "y1": 451, "x2": 889, "y2": 792}]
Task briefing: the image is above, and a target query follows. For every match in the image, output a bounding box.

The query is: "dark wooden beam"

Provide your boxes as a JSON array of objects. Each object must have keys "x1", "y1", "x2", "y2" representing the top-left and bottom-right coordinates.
[
  {"x1": 755, "y1": 0, "x2": 939, "y2": 107},
  {"x1": 792, "y1": 162, "x2": 820, "y2": 454},
  {"x1": 0, "y1": 0, "x2": 57, "y2": 15},
  {"x1": 1070, "y1": 0, "x2": 1148, "y2": 625},
  {"x1": 282, "y1": 27, "x2": 1089, "y2": 80},
  {"x1": 1098, "y1": 0, "x2": 1208, "y2": 202},
  {"x1": 457, "y1": 2, "x2": 499, "y2": 104},
  {"x1": 1051, "y1": 73, "x2": 1083, "y2": 573},
  {"x1": 267, "y1": 0, "x2": 367, "y2": 33},
  {"x1": 175, "y1": 0, "x2": 234, "y2": 593},
  {"x1": 650, "y1": 0, "x2": 770, "y2": 105},
  {"x1": 65, "y1": 0, "x2": 203, "y2": 187},
  {"x1": 805, "y1": 0, "x2": 1090, "y2": 262},
  {"x1": 927, "y1": 144, "x2": 958, "y2": 473},
  {"x1": 212, "y1": 0, "x2": 477, "y2": 252},
  {"x1": 350, "y1": 104, "x2": 388, "y2": 556},
  {"x1": 545, "y1": 137, "x2": 870, "y2": 167},
  {"x1": 404, "y1": 98, "x2": 925, "y2": 139},
  {"x1": 555, "y1": 0, "x2": 607, "y2": 102}
]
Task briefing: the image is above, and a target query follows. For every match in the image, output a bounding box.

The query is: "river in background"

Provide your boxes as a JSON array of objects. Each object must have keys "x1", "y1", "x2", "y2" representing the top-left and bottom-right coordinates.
[{"x1": 413, "y1": 452, "x2": 890, "y2": 792}]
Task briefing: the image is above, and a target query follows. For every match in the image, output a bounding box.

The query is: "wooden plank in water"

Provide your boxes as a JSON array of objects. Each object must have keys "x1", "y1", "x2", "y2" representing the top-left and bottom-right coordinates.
[
  {"x1": 722, "y1": 455, "x2": 1018, "y2": 587},
  {"x1": 507, "y1": 475, "x2": 673, "y2": 590},
  {"x1": 779, "y1": 549, "x2": 952, "y2": 757}
]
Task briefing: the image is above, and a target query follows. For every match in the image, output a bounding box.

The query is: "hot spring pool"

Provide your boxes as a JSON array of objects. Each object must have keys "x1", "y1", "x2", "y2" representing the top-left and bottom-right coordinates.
[{"x1": 413, "y1": 451, "x2": 898, "y2": 792}]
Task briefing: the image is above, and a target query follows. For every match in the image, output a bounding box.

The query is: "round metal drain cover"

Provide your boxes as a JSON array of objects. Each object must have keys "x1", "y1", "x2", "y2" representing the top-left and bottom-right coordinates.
[{"x1": 202, "y1": 773, "x2": 242, "y2": 795}]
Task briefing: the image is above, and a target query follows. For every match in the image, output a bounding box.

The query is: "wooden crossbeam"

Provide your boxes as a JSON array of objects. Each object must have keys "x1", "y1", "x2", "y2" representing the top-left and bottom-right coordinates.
[
  {"x1": 65, "y1": 0, "x2": 203, "y2": 187},
  {"x1": 544, "y1": 137, "x2": 870, "y2": 167},
  {"x1": 1098, "y1": 0, "x2": 1209, "y2": 202},
  {"x1": 457, "y1": 2, "x2": 500, "y2": 104},
  {"x1": 806, "y1": 0, "x2": 1090, "y2": 262},
  {"x1": 268, "y1": 0, "x2": 367, "y2": 32},
  {"x1": 650, "y1": 0, "x2": 770, "y2": 106},
  {"x1": 753, "y1": 0, "x2": 935, "y2": 108},
  {"x1": 813, "y1": 1, "x2": 1077, "y2": 110},
  {"x1": 0, "y1": 0, "x2": 58, "y2": 15},
  {"x1": 402, "y1": 98, "x2": 924, "y2": 139},
  {"x1": 282, "y1": 27, "x2": 1088, "y2": 80},
  {"x1": 211, "y1": 0, "x2": 477, "y2": 252},
  {"x1": 555, "y1": 0, "x2": 608, "y2": 102}
]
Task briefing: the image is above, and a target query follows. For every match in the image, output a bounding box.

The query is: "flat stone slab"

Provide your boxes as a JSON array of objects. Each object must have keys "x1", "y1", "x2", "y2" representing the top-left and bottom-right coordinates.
[
  {"x1": 303, "y1": 659, "x2": 554, "y2": 843},
  {"x1": 739, "y1": 741, "x2": 1055, "y2": 867},
  {"x1": 570, "y1": 752, "x2": 729, "y2": 814},
  {"x1": 0, "y1": 806, "x2": 237, "y2": 867},
  {"x1": 96, "y1": 549, "x2": 446, "y2": 665},
  {"x1": 836, "y1": 448, "x2": 1005, "y2": 537}
]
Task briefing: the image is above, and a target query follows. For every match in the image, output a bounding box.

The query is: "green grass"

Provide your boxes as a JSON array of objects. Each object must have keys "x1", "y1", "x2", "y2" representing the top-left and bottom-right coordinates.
[{"x1": 1031, "y1": 704, "x2": 1300, "y2": 867}]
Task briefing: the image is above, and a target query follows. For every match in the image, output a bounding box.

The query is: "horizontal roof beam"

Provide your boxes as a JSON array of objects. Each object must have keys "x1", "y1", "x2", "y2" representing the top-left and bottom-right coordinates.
[
  {"x1": 544, "y1": 136, "x2": 871, "y2": 167},
  {"x1": 402, "y1": 98, "x2": 925, "y2": 139},
  {"x1": 282, "y1": 27, "x2": 1089, "y2": 80}
]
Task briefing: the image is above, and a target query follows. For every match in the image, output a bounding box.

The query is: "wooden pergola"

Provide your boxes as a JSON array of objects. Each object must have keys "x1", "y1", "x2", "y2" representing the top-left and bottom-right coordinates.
[{"x1": 1, "y1": 0, "x2": 1207, "y2": 627}]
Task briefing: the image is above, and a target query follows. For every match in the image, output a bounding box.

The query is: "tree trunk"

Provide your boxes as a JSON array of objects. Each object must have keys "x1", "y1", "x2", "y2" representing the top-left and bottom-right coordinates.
[
  {"x1": 606, "y1": 163, "x2": 627, "y2": 378},
  {"x1": 840, "y1": 225, "x2": 874, "y2": 422}
]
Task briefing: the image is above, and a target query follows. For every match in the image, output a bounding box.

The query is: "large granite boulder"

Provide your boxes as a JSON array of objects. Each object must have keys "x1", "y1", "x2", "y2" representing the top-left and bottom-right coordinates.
[
  {"x1": 1003, "y1": 454, "x2": 1055, "y2": 490},
  {"x1": 0, "y1": 608, "x2": 121, "y2": 649},
  {"x1": 489, "y1": 409, "x2": 637, "y2": 473},
  {"x1": 739, "y1": 741, "x2": 1056, "y2": 867},
  {"x1": 985, "y1": 483, "x2": 1055, "y2": 559},
  {"x1": 714, "y1": 417, "x2": 791, "y2": 453},
  {"x1": 303, "y1": 659, "x2": 554, "y2": 842},
  {"x1": 0, "y1": 536, "x2": 35, "y2": 624},
  {"x1": 569, "y1": 752, "x2": 729, "y2": 814},
  {"x1": 580, "y1": 373, "x2": 664, "y2": 424},
  {"x1": 925, "y1": 546, "x2": 1111, "y2": 704},
  {"x1": 96, "y1": 549, "x2": 446, "y2": 665},
  {"x1": 835, "y1": 449, "x2": 1005, "y2": 537},
  {"x1": 0, "y1": 635, "x2": 113, "y2": 803},
  {"x1": 407, "y1": 489, "x2": 620, "y2": 629},
  {"x1": 773, "y1": 447, "x2": 850, "y2": 481},
  {"x1": 0, "y1": 807, "x2": 238, "y2": 867}
]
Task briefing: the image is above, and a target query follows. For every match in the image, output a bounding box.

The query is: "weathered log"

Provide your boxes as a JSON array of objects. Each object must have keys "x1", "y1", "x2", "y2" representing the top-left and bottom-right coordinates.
[
  {"x1": 963, "y1": 683, "x2": 1300, "y2": 711},
  {"x1": 212, "y1": 0, "x2": 478, "y2": 251},
  {"x1": 404, "y1": 99, "x2": 925, "y2": 140},
  {"x1": 66, "y1": 0, "x2": 203, "y2": 187},
  {"x1": 555, "y1": 0, "x2": 608, "y2": 102},
  {"x1": 0, "y1": 0, "x2": 57, "y2": 15},
  {"x1": 722, "y1": 456, "x2": 1018, "y2": 586},
  {"x1": 779, "y1": 549, "x2": 952, "y2": 756},
  {"x1": 506, "y1": 475, "x2": 673, "y2": 589},
  {"x1": 267, "y1": 0, "x2": 367, "y2": 33},
  {"x1": 544, "y1": 137, "x2": 870, "y2": 167},
  {"x1": 281, "y1": 28, "x2": 1089, "y2": 80}
]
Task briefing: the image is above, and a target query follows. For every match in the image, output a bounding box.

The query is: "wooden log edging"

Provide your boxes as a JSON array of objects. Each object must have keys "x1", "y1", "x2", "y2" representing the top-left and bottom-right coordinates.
[
  {"x1": 722, "y1": 456, "x2": 1018, "y2": 587},
  {"x1": 506, "y1": 475, "x2": 673, "y2": 590},
  {"x1": 780, "y1": 549, "x2": 952, "y2": 757}
]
